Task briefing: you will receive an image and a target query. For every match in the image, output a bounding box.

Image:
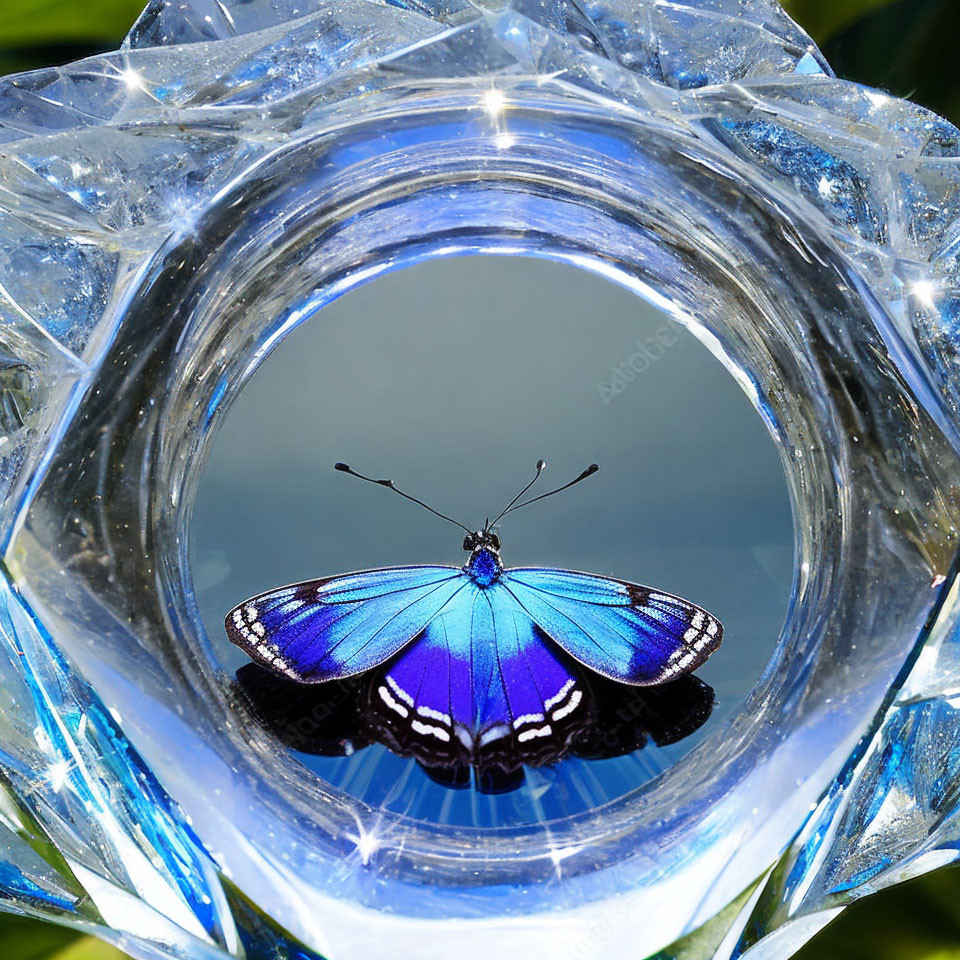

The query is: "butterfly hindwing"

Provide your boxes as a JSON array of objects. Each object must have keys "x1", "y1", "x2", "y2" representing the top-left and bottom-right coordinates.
[
  {"x1": 366, "y1": 582, "x2": 591, "y2": 770},
  {"x1": 225, "y1": 566, "x2": 468, "y2": 682},
  {"x1": 501, "y1": 568, "x2": 722, "y2": 685}
]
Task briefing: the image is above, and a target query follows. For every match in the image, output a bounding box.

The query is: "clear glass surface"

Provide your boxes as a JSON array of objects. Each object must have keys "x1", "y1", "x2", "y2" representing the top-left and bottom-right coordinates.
[{"x1": 0, "y1": 1, "x2": 958, "y2": 959}]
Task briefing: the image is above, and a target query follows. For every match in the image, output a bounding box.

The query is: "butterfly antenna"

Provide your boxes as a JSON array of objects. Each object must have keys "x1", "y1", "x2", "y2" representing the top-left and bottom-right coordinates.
[
  {"x1": 487, "y1": 459, "x2": 547, "y2": 529},
  {"x1": 499, "y1": 463, "x2": 599, "y2": 518},
  {"x1": 334, "y1": 463, "x2": 473, "y2": 534}
]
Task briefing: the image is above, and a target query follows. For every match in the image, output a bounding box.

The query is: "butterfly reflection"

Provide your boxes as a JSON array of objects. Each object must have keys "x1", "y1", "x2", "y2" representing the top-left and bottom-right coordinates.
[{"x1": 235, "y1": 662, "x2": 715, "y2": 793}]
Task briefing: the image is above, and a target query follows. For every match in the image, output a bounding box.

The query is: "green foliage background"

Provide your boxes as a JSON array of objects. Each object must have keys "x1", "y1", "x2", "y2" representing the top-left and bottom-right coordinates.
[{"x1": 0, "y1": 0, "x2": 959, "y2": 957}]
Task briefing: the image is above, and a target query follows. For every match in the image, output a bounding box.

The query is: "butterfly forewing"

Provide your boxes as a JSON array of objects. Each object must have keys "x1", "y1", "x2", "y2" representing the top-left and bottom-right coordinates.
[
  {"x1": 225, "y1": 565, "x2": 467, "y2": 682},
  {"x1": 501, "y1": 568, "x2": 722, "y2": 685}
]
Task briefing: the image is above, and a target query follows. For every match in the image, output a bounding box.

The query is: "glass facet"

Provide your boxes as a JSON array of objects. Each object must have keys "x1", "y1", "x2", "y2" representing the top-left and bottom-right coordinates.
[{"x1": 0, "y1": 1, "x2": 958, "y2": 958}]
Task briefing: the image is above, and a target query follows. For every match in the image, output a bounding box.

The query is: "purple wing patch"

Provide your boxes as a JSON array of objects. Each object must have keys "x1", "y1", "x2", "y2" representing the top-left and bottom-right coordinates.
[{"x1": 366, "y1": 583, "x2": 592, "y2": 770}]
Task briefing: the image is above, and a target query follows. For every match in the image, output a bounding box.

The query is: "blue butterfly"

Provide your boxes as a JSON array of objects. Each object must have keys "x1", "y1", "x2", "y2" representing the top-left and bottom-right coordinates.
[{"x1": 226, "y1": 460, "x2": 722, "y2": 771}]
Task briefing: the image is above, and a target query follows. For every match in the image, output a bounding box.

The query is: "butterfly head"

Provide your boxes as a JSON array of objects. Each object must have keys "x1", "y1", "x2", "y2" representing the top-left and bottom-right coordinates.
[{"x1": 463, "y1": 529, "x2": 501, "y2": 552}]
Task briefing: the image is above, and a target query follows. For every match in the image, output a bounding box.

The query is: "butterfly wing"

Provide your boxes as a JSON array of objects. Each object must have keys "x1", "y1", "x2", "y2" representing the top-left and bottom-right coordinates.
[
  {"x1": 366, "y1": 582, "x2": 592, "y2": 770},
  {"x1": 501, "y1": 568, "x2": 722, "y2": 685},
  {"x1": 225, "y1": 565, "x2": 469, "y2": 682}
]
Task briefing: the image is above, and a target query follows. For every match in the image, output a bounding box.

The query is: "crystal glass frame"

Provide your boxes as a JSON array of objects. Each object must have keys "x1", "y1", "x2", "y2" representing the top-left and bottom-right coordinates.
[{"x1": 0, "y1": 1, "x2": 959, "y2": 959}]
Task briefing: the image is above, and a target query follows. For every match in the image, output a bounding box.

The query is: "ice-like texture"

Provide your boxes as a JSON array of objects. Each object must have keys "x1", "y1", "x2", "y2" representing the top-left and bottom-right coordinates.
[{"x1": 0, "y1": 1, "x2": 958, "y2": 959}]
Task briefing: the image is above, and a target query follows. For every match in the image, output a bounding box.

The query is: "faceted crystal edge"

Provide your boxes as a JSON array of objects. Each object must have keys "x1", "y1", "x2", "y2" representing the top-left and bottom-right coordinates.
[{"x1": 0, "y1": 0, "x2": 958, "y2": 957}]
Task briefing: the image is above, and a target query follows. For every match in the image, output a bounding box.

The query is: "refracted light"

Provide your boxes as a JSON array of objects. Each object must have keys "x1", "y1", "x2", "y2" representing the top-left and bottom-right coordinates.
[
  {"x1": 121, "y1": 67, "x2": 144, "y2": 91},
  {"x1": 910, "y1": 279, "x2": 939, "y2": 309},
  {"x1": 482, "y1": 88, "x2": 505, "y2": 117},
  {"x1": 167, "y1": 196, "x2": 200, "y2": 241},
  {"x1": 47, "y1": 760, "x2": 72, "y2": 794},
  {"x1": 547, "y1": 843, "x2": 584, "y2": 877},
  {"x1": 348, "y1": 822, "x2": 381, "y2": 865},
  {"x1": 865, "y1": 89, "x2": 890, "y2": 109}
]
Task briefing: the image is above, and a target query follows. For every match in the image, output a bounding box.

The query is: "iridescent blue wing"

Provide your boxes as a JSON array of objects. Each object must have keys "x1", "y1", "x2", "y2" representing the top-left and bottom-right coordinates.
[
  {"x1": 500, "y1": 568, "x2": 722, "y2": 685},
  {"x1": 366, "y1": 582, "x2": 592, "y2": 770},
  {"x1": 225, "y1": 566, "x2": 468, "y2": 683}
]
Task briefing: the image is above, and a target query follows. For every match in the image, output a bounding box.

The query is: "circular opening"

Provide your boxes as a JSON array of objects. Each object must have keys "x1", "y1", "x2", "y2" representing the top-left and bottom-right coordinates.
[{"x1": 192, "y1": 254, "x2": 793, "y2": 827}]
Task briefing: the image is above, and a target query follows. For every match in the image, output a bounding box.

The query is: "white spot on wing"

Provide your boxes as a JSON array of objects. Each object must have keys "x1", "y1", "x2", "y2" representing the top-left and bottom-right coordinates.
[
  {"x1": 544, "y1": 678, "x2": 575, "y2": 710},
  {"x1": 551, "y1": 689, "x2": 582, "y2": 721},
  {"x1": 411, "y1": 720, "x2": 450, "y2": 742},
  {"x1": 386, "y1": 675, "x2": 414, "y2": 707},
  {"x1": 417, "y1": 705, "x2": 451, "y2": 725},
  {"x1": 514, "y1": 712, "x2": 545, "y2": 729},
  {"x1": 378, "y1": 685, "x2": 409, "y2": 718},
  {"x1": 479, "y1": 724, "x2": 510, "y2": 746},
  {"x1": 518, "y1": 725, "x2": 552, "y2": 743}
]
